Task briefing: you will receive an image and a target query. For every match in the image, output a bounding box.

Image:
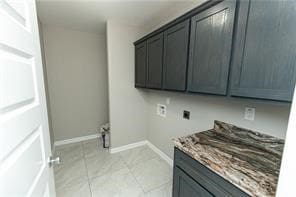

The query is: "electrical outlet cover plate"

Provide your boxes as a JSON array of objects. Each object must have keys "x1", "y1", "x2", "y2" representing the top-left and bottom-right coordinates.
[
  {"x1": 244, "y1": 107, "x2": 255, "y2": 120},
  {"x1": 157, "y1": 104, "x2": 167, "y2": 117}
]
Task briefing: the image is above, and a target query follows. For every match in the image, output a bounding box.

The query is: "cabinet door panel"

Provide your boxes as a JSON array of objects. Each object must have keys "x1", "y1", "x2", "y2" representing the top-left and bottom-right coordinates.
[
  {"x1": 174, "y1": 148, "x2": 250, "y2": 197},
  {"x1": 173, "y1": 167, "x2": 213, "y2": 197},
  {"x1": 135, "y1": 42, "x2": 146, "y2": 87},
  {"x1": 146, "y1": 33, "x2": 163, "y2": 89},
  {"x1": 187, "y1": 1, "x2": 236, "y2": 95},
  {"x1": 163, "y1": 20, "x2": 190, "y2": 91},
  {"x1": 230, "y1": 0, "x2": 296, "y2": 101}
]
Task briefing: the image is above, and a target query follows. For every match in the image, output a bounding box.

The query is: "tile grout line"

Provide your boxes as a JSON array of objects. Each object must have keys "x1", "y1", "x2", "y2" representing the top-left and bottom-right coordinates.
[
  {"x1": 123, "y1": 147, "x2": 170, "y2": 194},
  {"x1": 86, "y1": 161, "x2": 126, "y2": 181},
  {"x1": 82, "y1": 139, "x2": 125, "y2": 181},
  {"x1": 120, "y1": 146, "x2": 153, "y2": 193},
  {"x1": 81, "y1": 141, "x2": 93, "y2": 197},
  {"x1": 122, "y1": 145, "x2": 158, "y2": 167},
  {"x1": 54, "y1": 143, "x2": 85, "y2": 189},
  {"x1": 56, "y1": 139, "x2": 172, "y2": 196},
  {"x1": 124, "y1": 156, "x2": 146, "y2": 194},
  {"x1": 145, "y1": 179, "x2": 172, "y2": 194},
  {"x1": 128, "y1": 156, "x2": 172, "y2": 194}
]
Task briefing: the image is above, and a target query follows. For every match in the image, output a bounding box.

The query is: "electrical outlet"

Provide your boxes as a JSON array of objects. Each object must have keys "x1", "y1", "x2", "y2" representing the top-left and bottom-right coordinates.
[
  {"x1": 183, "y1": 110, "x2": 190, "y2": 120},
  {"x1": 244, "y1": 107, "x2": 255, "y2": 120},
  {"x1": 157, "y1": 104, "x2": 167, "y2": 117}
]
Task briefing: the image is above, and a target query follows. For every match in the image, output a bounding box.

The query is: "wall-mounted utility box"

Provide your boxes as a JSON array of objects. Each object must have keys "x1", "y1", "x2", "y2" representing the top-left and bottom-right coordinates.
[{"x1": 157, "y1": 104, "x2": 167, "y2": 117}]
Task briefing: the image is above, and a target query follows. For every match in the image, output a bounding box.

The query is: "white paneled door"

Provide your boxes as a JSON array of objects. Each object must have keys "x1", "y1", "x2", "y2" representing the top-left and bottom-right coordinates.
[{"x1": 0, "y1": 0, "x2": 55, "y2": 196}]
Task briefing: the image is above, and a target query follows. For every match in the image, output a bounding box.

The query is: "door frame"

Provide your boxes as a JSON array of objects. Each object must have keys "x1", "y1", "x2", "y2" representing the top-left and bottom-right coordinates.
[{"x1": 277, "y1": 85, "x2": 296, "y2": 196}]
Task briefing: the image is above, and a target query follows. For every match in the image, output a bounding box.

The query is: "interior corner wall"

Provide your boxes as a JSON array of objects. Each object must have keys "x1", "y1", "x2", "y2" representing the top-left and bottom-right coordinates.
[
  {"x1": 106, "y1": 21, "x2": 148, "y2": 148},
  {"x1": 38, "y1": 19, "x2": 55, "y2": 148},
  {"x1": 42, "y1": 25, "x2": 109, "y2": 141}
]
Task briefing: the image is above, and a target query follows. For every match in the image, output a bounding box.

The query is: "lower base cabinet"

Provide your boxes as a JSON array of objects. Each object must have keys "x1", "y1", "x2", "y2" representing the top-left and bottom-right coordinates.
[
  {"x1": 173, "y1": 148, "x2": 249, "y2": 197},
  {"x1": 173, "y1": 167, "x2": 213, "y2": 197}
]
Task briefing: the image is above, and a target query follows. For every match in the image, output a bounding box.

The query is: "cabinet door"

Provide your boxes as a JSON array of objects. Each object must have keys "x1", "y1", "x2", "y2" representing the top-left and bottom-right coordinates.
[
  {"x1": 135, "y1": 42, "x2": 147, "y2": 88},
  {"x1": 230, "y1": 0, "x2": 296, "y2": 101},
  {"x1": 187, "y1": 1, "x2": 236, "y2": 95},
  {"x1": 163, "y1": 20, "x2": 190, "y2": 91},
  {"x1": 173, "y1": 167, "x2": 213, "y2": 197},
  {"x1": 146, "y1": 33, "x2": 163, "y2": 89}
]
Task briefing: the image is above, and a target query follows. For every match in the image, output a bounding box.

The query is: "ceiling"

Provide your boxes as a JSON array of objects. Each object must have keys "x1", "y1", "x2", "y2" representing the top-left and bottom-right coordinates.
[{"x1": 36, "y1": 0, "x2": 201, "y2": 34}]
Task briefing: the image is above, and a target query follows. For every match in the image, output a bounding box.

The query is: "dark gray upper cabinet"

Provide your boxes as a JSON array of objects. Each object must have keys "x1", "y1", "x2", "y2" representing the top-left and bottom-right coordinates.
[
  {"x1": 135, "y1": 42, "x2": 147, "y2": 88},
  {"x1": 163, "y1": 20, "x2": 190, "y2": 91},
  {"x1": 134, "y1": 0, "x2": 296, "y2": 102},
  {"x1": 146, "y1": 33, "x2": 164, "y2": 89},
  {"x1": 230, "y1": 0, "x2": 296, "y2": 101},
  {"x1": 187, "y1": 1, "x2": 236, "y2": 95}
]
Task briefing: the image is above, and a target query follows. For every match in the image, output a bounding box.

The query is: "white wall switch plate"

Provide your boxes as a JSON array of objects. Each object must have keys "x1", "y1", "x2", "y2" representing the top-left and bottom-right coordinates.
[
  {"x1": 157, "y1": 104, "x2": 167, "y2": 117},
  {"x1": 166, "y1": 98, "x2": 170, "y2": 105},
  {"x1": 244, "y1": 107, "x2": 255, "y2": 120}
]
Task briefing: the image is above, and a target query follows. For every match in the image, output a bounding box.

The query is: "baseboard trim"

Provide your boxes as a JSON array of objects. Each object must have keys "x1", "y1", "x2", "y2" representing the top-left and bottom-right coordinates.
[
  {"x1": 110, "y1": 140, "x2": 173, "y2": 167},
  {"x1": 55, "y1": 136, "x2": 173, "y2": 167},
  {"x1": 54, "y1": 134, "x2": 100, "y2": 147},
  {"x1": 110, "y1": 140, "x2": 147, "y2": 154},
  {"x1": 146, "y1": 141, "x2": 173, "y2": 168}
]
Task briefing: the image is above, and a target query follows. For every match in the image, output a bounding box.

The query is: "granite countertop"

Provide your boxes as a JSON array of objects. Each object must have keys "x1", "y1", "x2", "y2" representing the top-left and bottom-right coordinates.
[{"x1": 173, "y1": 121, "x2": 284, "y2": 197}]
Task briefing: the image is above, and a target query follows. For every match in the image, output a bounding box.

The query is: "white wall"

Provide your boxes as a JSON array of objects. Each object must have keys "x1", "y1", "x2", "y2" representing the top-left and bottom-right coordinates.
[
  {"x1": 146, "y1": 91, "x2": 290, "y2": 158},
  {"x1": 42, "y1": 25, "x2": 109, "y2": 141},
  {"x1": 106, "y1": 21, "x2": 148, "y2": 148}
]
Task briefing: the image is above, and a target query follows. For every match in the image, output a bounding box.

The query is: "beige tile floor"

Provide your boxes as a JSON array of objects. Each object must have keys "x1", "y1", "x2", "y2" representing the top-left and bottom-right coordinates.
[{"x1": 54, "y1": 139, "x2": 173, "y2": 197}]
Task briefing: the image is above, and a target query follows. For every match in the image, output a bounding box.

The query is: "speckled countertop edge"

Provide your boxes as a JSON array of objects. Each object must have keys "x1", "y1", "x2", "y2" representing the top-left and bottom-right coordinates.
[
  {"x1": 173, "y1": 121, "x2": 284, "y2": 197},
  {"x1": 173, "y1": 137, "x2": 254, "y2": 196}
]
